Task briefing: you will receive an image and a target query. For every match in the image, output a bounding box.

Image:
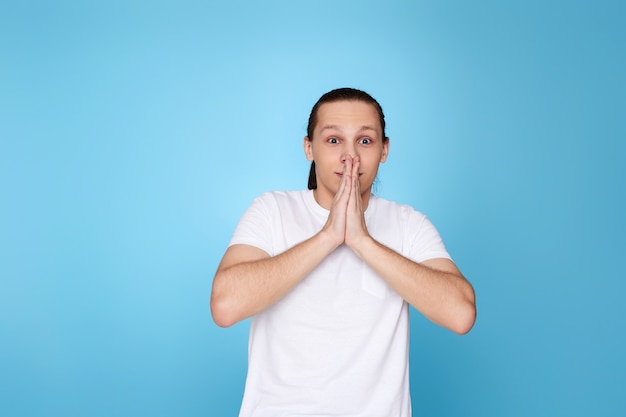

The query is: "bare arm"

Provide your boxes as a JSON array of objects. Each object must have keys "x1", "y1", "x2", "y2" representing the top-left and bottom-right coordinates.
[
  {"x1": 210, "y1": 233, "x2": 338, "y2": 327},
  {"x1": 212, "y1": 156, "x2": 475, "y2": 333},
  {"x1": 351, "y1": 238, "x2": 476, "y2": 334},
  {"x1": 210, "y1": 160, "x2": 354, "y2": 328},
  {"x1": 345, "y1": 157, "x2": 476, "y2": 335}
]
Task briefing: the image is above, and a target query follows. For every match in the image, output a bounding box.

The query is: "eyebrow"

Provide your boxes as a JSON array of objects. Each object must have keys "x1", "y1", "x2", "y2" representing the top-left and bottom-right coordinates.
[{"x1": 319, "y1": 125, "x2": 378, "y2": 134}]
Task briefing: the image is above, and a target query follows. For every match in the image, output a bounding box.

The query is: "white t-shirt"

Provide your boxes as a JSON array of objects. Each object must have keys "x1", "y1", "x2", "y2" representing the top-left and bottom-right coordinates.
[{"x1": 230, "y1": 190, "x2": 451, "y2": 417}]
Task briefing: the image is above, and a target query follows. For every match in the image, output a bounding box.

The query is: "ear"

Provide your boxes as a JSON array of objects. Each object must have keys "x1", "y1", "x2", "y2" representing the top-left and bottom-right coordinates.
[
  {"x1": 380, "y1": 137, "x2": 390, "y2": 163},
  {"x1": 303, "y1": 136, "x2": 314, "y2": 161}
]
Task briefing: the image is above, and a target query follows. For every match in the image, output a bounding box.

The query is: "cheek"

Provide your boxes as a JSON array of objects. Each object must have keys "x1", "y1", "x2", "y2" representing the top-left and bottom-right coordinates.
[
  {"x1": 361, "y1": 152, "x2": 382, "y2": 167},
  {"x1": 313, "y1": 148, "x2": 340, "y2": 163}
]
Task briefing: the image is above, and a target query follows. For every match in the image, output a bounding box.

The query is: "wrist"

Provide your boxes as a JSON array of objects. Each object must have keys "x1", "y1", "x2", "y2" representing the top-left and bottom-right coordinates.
[
  {"x1": 317, "y1": 227, "x2": 344, "y2": 252},
  {"x1": 346, "y1": 233, "x2": 374, "y2": 259}
]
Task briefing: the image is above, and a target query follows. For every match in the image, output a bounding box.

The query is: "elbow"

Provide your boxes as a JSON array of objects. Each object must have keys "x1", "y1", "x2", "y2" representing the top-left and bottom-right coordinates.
[
  {"x1": 451, "y1": 305, "x2": 476, "y2": 335},
  {"x1": 452, "y1": 292, "x2": 477, "y2": 336},
  {"x1": 210, "y1": 293, "x2": 238, "y2": 328},
  {"x1": 210, "y1": 280, "x2": 240, "y2": 328}
]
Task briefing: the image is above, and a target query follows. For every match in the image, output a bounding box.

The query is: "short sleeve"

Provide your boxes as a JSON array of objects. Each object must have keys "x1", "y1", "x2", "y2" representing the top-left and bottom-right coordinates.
[
  {"x1": 407, "y1": 213, "x2": 452, "y2": 263},
  {"x1": 229, "y1": 194, "x2": 274, "y2": 255}
]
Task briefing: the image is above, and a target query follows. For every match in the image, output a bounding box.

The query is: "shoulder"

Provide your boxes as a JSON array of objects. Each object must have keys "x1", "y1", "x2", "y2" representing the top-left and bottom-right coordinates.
[
  {"x1": 253, "y1": 190, "x2": 310, "y2": 207},
  {"x1": 369, "y1": 196, "x2": 437, "y2": 240},
  {"x1": 246, "y1": 190, "x2": 313, "y2": 219},
  {"x1": 370, "y1": 195, "x2": 428, "y2": 222}
]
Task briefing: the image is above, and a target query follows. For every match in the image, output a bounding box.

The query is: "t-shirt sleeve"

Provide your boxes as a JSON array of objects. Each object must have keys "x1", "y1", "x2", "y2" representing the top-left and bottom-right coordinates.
[
  {"x1": 407, "y1": 213, "x2": 452, "y2": 263},
  {"x1": 229, "y1": 194, "x2": 274, "y2": 255}
]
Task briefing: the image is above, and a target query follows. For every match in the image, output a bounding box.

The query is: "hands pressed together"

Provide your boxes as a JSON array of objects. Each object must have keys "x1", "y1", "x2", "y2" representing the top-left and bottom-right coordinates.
[
  {"x1": 323, "y1": 155, "x2": 371, "y2": 251},
  {"x1": 213, "y1": 154, "x2": 476, "y2": 333}
]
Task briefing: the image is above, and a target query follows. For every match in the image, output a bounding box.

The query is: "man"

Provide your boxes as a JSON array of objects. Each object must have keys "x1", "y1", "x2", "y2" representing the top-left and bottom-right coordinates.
[{"x1": 211, "y1": 88, "x2": 476, "y2": 417}]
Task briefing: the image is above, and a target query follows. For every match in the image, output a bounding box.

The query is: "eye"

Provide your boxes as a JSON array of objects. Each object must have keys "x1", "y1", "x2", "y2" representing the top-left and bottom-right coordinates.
[
  {"x1": 328, "y1": 137, "x2": 339, "y2": 144},
  {"x1": 359, "y1": 137, "x2": 372, "y2": 145}
]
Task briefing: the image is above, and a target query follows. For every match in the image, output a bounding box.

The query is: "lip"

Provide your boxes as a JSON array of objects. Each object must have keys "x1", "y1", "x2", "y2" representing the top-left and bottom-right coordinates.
[{"x1": 335, "y1": 172, "x2": 364, "y2": 177}]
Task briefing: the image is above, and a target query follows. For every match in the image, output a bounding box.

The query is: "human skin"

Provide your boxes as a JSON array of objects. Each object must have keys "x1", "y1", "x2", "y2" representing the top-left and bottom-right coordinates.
[
  {"x1": 303, "y1": 100, "x2": 389, "y2": 212},
  {"x1": 211, "y1": 101, "x2": 476, "y2": 334}
]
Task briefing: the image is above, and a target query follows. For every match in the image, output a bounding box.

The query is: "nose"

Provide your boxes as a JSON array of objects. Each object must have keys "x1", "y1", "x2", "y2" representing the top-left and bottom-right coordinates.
[{"x1": 341, "y1": 142, "x2": 358, "y2": 161}]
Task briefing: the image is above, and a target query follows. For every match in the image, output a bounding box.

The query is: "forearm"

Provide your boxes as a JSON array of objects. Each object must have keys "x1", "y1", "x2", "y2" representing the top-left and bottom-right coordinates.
[
  {"x1": 211, "y1": 230, "x2": 339, "y2": 327},
  {"x1": 350, "y1": 236, "x2": 476, "y2": 334}
]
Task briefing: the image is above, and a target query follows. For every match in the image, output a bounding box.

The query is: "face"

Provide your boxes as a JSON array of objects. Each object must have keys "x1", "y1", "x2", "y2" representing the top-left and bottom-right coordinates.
[{"x1": 303, "y1": 100, "x2": 389, "y2": 209}]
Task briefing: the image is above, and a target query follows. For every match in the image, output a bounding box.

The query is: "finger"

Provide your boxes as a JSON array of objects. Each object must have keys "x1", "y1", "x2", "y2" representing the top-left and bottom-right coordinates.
[
  {"x1": 332, "y1": 155, "x2": 351, "y2": 205},
  {"x1": 342, "y1": 156, "x2": 353, "y2": 194},
  {"x1": 352, "y1": 157, "x2": 361, "y2": 205},
  {"x1": 352, "y1": 157, "x2": 361, "y2": 199},
  {"x1": 342, "y1": 154, "x2": 353, "y2": 179},
  {"x1": 351, "y1": 156, "x2": 360, "y2": 181}
]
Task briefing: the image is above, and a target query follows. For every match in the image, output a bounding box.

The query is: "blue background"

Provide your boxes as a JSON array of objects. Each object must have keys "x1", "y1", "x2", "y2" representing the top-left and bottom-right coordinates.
[{"x1": 1, "y1": 1, "x2": 624, "y2": 416}]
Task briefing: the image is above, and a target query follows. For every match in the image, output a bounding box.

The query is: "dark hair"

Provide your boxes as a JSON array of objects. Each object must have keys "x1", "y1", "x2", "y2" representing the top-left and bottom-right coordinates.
[{"x1": 306, "y1": 87, "x2": 388, "y2": 189}]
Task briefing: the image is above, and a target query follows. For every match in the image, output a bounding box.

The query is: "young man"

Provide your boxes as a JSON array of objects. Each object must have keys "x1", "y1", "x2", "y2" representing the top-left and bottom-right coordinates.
[{"x1": 211, "y1": 88, "x2": 476, "y2": 417}]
